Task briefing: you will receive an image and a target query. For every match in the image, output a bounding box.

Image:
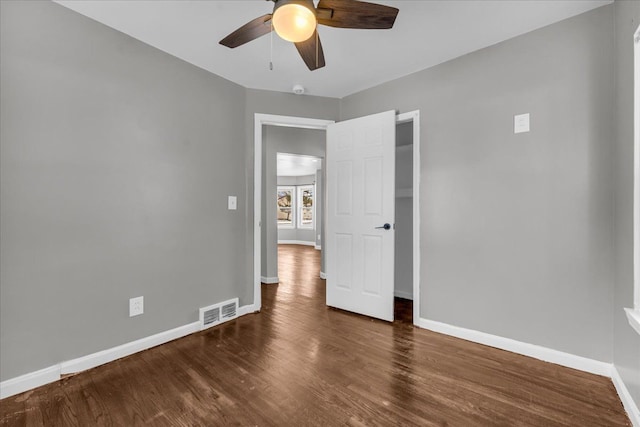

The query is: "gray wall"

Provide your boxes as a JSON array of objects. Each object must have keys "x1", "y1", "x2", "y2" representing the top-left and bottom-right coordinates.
[
  {"x1": 342, "y1": 6, "x2": 615, "y2": 362},
  {"x1": 0, "y1": 2, "x2": 339, "y2": 380},
  {"x1": 613, "y1": 0, "x2": 640, "y2": 409},
  {"x1": 261, "y1": 128, "x2": 278, "y2": 280},
  {"x1": 277, "y1": 174, "x2": 319, "y2": 244},
  {"x1": 261, "y1": 126, "x2": 325, "y2": 280},
  {"x1": 0, "y1": 1, "x2": 247, "y2": 380},
  {"x1": 315, "y1": 167, "x2": 324, "y2": 264}
]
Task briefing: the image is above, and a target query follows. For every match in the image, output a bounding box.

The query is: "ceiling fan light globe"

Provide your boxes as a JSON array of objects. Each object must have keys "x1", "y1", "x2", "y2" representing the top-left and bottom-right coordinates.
[{"x1": 272, "y1": 2, "x2": 317, "y2": 43}]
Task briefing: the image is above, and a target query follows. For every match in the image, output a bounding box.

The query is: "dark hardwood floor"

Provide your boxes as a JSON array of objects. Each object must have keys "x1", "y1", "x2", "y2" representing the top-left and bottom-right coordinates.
[{"x1": 0, "y1": 244, "x2": 630, "y2": 426}]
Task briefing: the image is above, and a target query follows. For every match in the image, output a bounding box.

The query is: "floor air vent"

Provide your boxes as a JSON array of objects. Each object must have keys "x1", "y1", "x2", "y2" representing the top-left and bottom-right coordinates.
[
  {"x1": 221, "y1": 301, "x2": 237, "y2": 320},
  {"x1": 199, "y1": 298, "x2": 239, "y2": 330}
]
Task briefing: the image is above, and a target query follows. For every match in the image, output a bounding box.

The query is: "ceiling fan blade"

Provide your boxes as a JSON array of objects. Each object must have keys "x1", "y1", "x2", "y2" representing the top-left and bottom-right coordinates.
[
  {"x1": 219, "y1": 14, "x2": 273, "y2": 48},
  {"x1": 316, "y1": 0, "x2": 398, "y2": 29},
  {"x1": 295, "y1": 31, "x2": 326, "y2": 71}
]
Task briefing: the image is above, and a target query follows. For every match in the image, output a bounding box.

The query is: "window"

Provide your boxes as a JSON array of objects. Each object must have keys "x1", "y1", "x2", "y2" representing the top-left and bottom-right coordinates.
[
  {"x1": 298, "y1": 185, "x2": 314, "y2": 229},
  {"x1": 277, "y1": 186, "x2": 295, "y2": 228},
  {"x1": 277, "y1": 184, "x2": 315, "y2": 229}
]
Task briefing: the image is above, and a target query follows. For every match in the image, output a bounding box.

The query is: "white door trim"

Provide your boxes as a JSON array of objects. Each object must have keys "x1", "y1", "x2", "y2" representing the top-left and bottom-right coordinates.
[
  {"x1": 253, "y1": 111, "x2": 421, "y2": 327},
  {"x1": 253, "y1": 114, "x2": 334, "y2": 311},
  {"x1": 633, "y1": 24, "x2": 640, "y2": 311}
]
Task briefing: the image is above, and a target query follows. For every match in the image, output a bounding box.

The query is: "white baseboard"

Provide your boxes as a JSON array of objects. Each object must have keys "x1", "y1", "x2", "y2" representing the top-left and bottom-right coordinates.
[
  {"x1": 0, "y1": 365, "x2": 61, "y2": 400},
  {"x1": 417, "y1": 318, "x2": 612, "y2": 377},
  {"x1": 417, "y1": 317, "x2": 639, "y2": 424},
  {"x1": 394, "y1": 290, "x2": 413, "y2": 300},
  {"x1": 59, "y1": 322, "x2": 200, "y2": 375},
  {"x1": 260, "y1": 276, "x2": 279, "y2": 284},
  {"x1": 314, "y1": 244, "x2": 321, "y2": 250},
  {"x1": 278, "y1": 240, "x2": 315, "y2": 246},
  {"x1": 320, "y1": 271, "x2": 326, "y2": 279},
  {"x1": 612, "y1": 366, "x2": 640, "y2": 426},
  {"x1": 0, "y1": 304, "x2": 254, "y2": 400},
  {"x1": 237, "y1": 304, "x2": 259, "y2": 317}
]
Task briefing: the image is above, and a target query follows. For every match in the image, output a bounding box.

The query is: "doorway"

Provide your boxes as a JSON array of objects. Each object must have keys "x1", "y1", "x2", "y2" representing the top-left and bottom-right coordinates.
[
  {"x1": 259, "y1": 123, "x2": 327, "y2": 285},
  {"x1": 253, "y1": 112, "x2": 420, "y2": 325},
  {"x1": 276, "y1": 153, "x2": 323, "y2": 248}
]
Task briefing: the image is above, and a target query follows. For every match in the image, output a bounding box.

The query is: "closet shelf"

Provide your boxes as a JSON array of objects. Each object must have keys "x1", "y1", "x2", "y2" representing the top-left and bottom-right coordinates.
[{"x1": 396, "y1": 188, "x2": 413, "y2": 198}]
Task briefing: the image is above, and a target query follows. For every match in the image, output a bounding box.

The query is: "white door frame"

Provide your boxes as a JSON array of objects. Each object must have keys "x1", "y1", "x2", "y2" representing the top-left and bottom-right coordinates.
[
  {"x1": 253, "y1": 111, "x2": 421, "y2": 326},
  {"x1": 253, "y1": 114, "x2": 334, "y2": 312}
]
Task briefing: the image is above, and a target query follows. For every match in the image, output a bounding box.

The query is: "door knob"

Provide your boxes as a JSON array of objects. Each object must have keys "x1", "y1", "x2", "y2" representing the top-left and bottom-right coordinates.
[{"x1": 375, "y1": 223, "x2": 391, "y2": 230}]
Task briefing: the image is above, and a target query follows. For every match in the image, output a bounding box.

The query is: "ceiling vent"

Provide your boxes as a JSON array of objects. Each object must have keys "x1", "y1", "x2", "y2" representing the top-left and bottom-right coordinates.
[{"x1": 199, "y1": 298, "x2": 239, "y2": 331}]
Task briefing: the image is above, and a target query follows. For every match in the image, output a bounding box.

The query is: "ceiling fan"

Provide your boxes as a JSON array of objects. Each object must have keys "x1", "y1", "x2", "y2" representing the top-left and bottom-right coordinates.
[{"x1": 219, "y1": 0, "x2": 399, "y2": 71}]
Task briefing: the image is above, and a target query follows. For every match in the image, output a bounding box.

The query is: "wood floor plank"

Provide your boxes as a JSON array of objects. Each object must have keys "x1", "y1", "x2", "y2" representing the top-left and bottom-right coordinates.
[{"x1": 0, "y1": 244, "x2": 632, "y2": 426}]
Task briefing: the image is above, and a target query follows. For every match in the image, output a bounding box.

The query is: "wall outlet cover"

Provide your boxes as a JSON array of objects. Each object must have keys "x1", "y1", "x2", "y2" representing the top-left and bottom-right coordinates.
[
  {"x1": 129, "y1": 296, "x2": 144, "y2": 317},
  {"x1": 514, "y1": 113, "x2": 530, "y2": 134}
]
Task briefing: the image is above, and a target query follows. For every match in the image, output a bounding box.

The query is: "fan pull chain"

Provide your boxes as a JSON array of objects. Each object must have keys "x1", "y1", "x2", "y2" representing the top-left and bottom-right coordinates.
[
  {"x1": 315, "y1": 30, "x2": 318, "y2": 68},
  {"x1": 269, "y1": 20, "x2": 274, "y2": 71}
]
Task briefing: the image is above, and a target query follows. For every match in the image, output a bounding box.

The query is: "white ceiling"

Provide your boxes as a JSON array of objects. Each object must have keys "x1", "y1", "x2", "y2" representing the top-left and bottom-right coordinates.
[
  {"x1": 55, "y1": 0, "x2": 612, "y2": 98},
  {"x1": 277, "y1": 153, "x2": 322, "y2": 176}
]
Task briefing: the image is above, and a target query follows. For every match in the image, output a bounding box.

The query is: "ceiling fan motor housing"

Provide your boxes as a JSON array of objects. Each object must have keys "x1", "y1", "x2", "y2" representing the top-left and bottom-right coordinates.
[{"x1": 273, "y1": 0, "x2": 316, "y2": 15}]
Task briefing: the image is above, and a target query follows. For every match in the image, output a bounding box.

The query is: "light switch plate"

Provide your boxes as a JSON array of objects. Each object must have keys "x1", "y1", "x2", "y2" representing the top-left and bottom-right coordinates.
[
  {"x1": 514, "y1": 113, "x2": 530, "y2": 134},
  {"x1": 228, "y1": 196, "x2": 237, "y2": 210}
]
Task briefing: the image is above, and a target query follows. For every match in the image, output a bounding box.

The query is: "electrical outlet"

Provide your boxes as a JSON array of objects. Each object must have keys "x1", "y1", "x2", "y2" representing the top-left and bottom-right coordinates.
[{"x1": 129, "y1": 296, "x2": 144, "y2": 317}]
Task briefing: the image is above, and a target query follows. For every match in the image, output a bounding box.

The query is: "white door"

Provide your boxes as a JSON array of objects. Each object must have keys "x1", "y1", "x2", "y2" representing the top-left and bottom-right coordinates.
[{"x1": 326, "y1": 110, "x2": 396, "y2": 321}]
